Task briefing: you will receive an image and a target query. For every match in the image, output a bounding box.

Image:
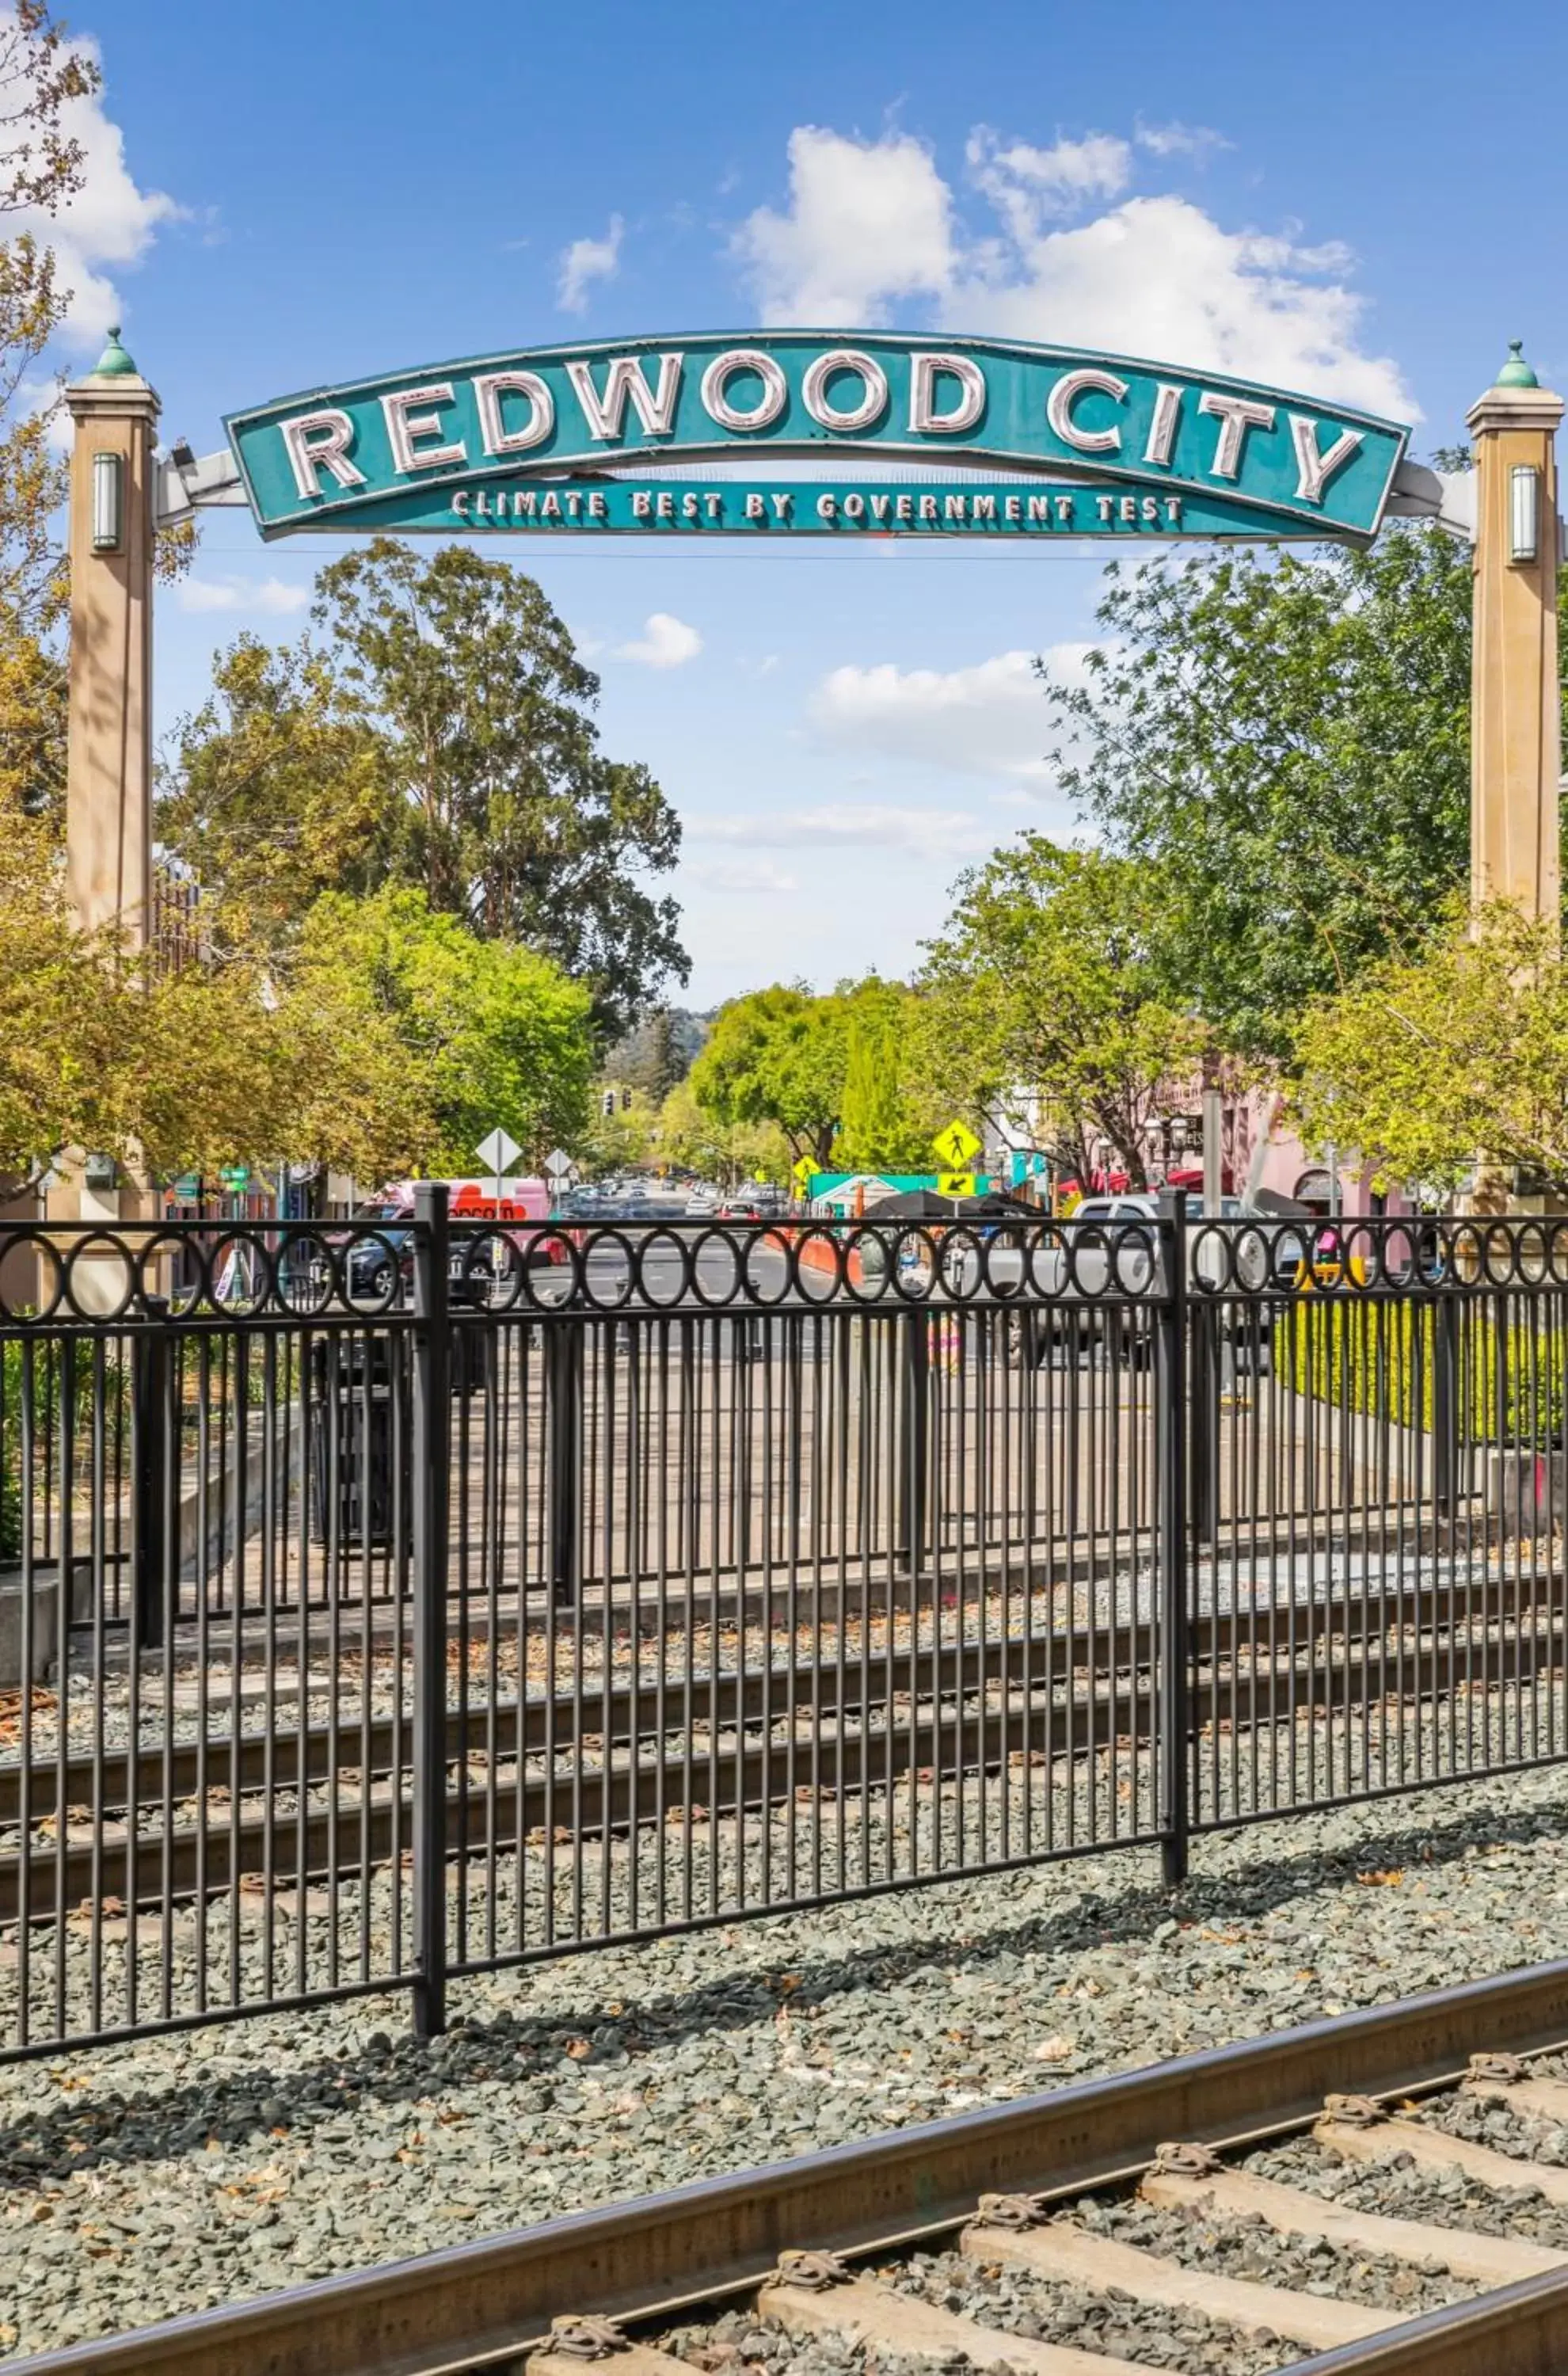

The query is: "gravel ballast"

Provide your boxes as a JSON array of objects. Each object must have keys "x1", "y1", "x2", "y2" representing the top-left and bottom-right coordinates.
[{"x1": 6, "y1": 1763, "x2": 1568, "y2": 2358}]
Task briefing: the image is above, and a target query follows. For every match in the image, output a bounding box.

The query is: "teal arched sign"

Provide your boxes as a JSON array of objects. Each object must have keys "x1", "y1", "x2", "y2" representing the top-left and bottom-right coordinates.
[{"x1": 225, "y1": 331, "x2": 1409, "y2": 546}]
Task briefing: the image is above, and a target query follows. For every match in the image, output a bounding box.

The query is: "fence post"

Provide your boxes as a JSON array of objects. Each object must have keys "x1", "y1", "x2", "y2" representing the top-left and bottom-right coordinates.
[
  {"x1": 546, "y1": 1320, "x2": 584, "y2": 1607},
  {"x1": 1159, "y1": 1191, "x2": 1190, "y2": 1888},
  {"x1": 131, "y1": 1297, "x2": 171, "y2": 1651},
  {"x1": 411, "y1": 1182, "x2": 450, "y2": 2040},
  {"x1": 899, "y1": 1304, "x2": 930, "y2": 1574}
]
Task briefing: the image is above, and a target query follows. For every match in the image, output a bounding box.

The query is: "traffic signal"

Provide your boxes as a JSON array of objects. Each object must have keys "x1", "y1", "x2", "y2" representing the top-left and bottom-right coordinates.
[
  {"x1": 602, "y1": 1090, "x2": 615, "y2": 1116},
  {"x1": 621, "y1": 1087, "x2": 632, "y2": 1110}
]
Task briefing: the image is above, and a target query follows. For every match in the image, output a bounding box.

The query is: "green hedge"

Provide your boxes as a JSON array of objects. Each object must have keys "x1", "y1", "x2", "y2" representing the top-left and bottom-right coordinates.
[
  {"x1": 1276, "y1": 1298, "x2": 1567, "y2": 1443},
  {"x1": 0, "y1": 1339, "x2": 129, "y2": 1563}
]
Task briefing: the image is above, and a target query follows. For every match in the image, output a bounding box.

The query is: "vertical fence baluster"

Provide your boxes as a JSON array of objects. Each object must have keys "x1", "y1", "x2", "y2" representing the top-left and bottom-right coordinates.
[
  {"x1": 131, "y1": 1298, "x2": 170, "y2": 1651},
  {"x1": 547, "y1": 1320, "x2": 583, "y2": 1609},
  {"x1": 899, "y1": 1304, "x2": 929, "y2": 1578},
  {"x1": 1159, "y1": 1192, "x2": 1190, "y2": 1889},
  {"x1": 411, "y1": 1182, "x2": 451, "y2": 2039}
]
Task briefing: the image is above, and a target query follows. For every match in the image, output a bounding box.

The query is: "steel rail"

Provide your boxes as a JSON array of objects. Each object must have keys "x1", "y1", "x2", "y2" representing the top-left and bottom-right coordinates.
[
  {"x1": 6, "y1": 1563, "x2": 1556, "y2": 1826},
  {"x1": 6, "y1": 1614, "x2": 1565, "y2": 1918},
  {"x1": 12, "y1": 1959, "x2": 1568, "y2": 2376},
  {"x1": 1288, "y1": 2267, "x2": 1568, "y2": 2373}
]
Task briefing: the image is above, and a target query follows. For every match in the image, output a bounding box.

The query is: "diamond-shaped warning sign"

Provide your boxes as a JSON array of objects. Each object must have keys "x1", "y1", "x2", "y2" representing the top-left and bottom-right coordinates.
[{"x1": 931, "y1": 1118, "x2": 982, "y2": 1170}]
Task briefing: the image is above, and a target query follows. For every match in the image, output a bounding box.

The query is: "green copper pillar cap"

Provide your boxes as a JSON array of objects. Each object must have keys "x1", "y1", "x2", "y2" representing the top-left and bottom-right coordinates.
[
  {"x1": 89, "y1": 324, "x2": 138, "y2": 378},
  {"x1": 1496, "y1": 339, "x2": 1539, "y2": 390}
]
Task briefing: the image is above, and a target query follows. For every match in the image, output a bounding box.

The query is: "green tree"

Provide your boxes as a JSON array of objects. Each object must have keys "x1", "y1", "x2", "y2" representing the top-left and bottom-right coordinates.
[
  {"x1": 918, "y1": 836, "x2": 1210, "y2": 1190},
  {"x1": 612, "y1": 1004, "x2": 686, "y2": 1102},
  {"x1": 690, "y1": 984, "x2": 848, "y2": 1167},
  {"x1": 1041, "y1": 527, "x2": 1499, "y2": 1055},
  {"x1": 0, "y1": 8, "x2": 130, "y2": 831},
  {"x1": 1284, "y1": 901, "x2": 1568, "y2": 1200},
  {"x1": 161, "y1": 541, "x2": 688, "y2": 1034},
  {"x1": 287, "y1": 885, "x2": 595, "y2": 1175},
  {"x1": 0, "y1": 823, "x2": 425, "y2": 1182},
  {"x1": 836, "y1": 979, "x2": 937, "y2": 1173},
  {"x1": 655, "y1": 1077, "x2": 789, "y2": 1187},
  {"x1": 155, "y1": 636, "x2": 393, "y2": 950},
  {"x1": 315, "y1": 539, "x2": 686, "y2": 1032},
  {"x1": 578, "y1": 1080, "x2": 657, "y2": 1178}
]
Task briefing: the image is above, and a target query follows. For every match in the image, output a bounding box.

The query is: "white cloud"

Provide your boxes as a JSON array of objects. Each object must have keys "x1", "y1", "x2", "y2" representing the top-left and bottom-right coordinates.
[
  {"x1": 616, "y1": 611, "x2": 702, "y2": 668},
  {"x1": 733, "y1": 125, "x2": 954, "y2": 325},
  {"x1": 729, "y1": 121, "x2": 1412, "y2": 417},
  {"x1": 689, "y1": 803, "x2": 991, "y2": 863},
  {"x1": 808, "y1": 643, "x2": 1096, "y2": 785},
  {"x1": 968, "y1": 128, "x2": 1132, "y2": 226},
  {"x1": 946, "y1": 192, "x2": 1410, "y2": 417},
  {"x1": 687, "y1": 856, "x2": 799, "y2": 895},
  {"x1": 1134, "y1": 118, "x2": 1229, "y2": 163},
  {"x1": 556, "y1": 214, "x2": 622, "y2": 314},
  {"x1": 8, "y1": 21, "x2": 182, "y2": 349},
  {"x1": 175, "y1": 576, "x2": 310, "y2": 616}
]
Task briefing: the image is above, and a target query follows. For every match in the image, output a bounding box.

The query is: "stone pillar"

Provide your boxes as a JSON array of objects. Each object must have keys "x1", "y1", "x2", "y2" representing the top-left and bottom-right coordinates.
[
  {"x1": 63, "y1": 326, "x2": 159, "y2": 943},
  {"x1": 55, "y1": 328, "x2": 160, "y2": 1229},
  {"x1": 1468, "y1": 343, "x2": 1563, "y2": 923}
]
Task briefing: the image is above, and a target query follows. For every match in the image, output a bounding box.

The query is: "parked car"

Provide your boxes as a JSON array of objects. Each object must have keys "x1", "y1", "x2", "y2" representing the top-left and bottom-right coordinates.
[
  {"x1": 848, "y1": 1193, "x2": 1307, "y2": 1365},
  {"x1": 335, "y1": 1178, "x2": 569, "y2": 1304},
  {"x1": 337, "y1": 1200, "x2": 410, "y2": 1302}
]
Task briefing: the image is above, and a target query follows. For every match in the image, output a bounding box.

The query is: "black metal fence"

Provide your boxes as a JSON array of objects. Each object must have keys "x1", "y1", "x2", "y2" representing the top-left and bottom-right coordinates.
[{"x1": 2, "y1": 1195, "x2": 1566, "y2": 2058}]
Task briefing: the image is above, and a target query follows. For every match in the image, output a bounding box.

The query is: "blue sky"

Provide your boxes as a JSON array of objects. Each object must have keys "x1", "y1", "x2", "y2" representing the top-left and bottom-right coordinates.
[{"x1": 47, "y1": 0, "x2": 1568, "y2": 1006}]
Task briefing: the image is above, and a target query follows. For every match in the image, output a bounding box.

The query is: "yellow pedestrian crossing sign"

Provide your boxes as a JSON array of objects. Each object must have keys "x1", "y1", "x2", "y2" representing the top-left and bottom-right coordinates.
[
  {"x1": 791, "y1": 1156, "x2": 814, "y2": 1191},
  {"x1": 937, "y1": 1172, "x2": 976, "y2": 1198},
  {"x1": 931, "y1": 1118, "x2": 981, "y2": 1170}
]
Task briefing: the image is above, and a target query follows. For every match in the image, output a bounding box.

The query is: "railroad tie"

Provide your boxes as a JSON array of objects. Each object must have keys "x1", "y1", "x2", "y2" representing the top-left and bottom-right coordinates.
[
  {"x1": 1463, "y1": 2051, "x2": 1568, "y2": 2126},
  {"x1": 1141, "y1": 2149, "x2": 1568, "y2": 2284},
  {"x1": 1315, "y1": 2092, "x2": 1568, "y2": 2202},
  {"x1": 528, "y1": 2313, "x2": 690, "y2": 2376},
  {"x1": 756, "y1": 2249, "x2": 1134, "y2": 2374},
  {"x1": 959, "y1": 2191, "x2": 1397, "y2": 2350}
]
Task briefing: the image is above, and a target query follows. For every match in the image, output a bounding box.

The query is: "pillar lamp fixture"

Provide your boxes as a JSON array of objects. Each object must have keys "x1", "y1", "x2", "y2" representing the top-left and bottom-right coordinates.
[
  {"x1": 1511, "y1": 464, "x2": 1541, "y2": 564},
  {"x1": 91, "y1": 449, "x2": 124, "y2": 551}
]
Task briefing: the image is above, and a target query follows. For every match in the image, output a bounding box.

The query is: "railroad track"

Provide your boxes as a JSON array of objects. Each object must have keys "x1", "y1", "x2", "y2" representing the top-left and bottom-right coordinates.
[
  {"x1": 6, "y1": 1565, "x2": 1561, "y2": 1919},
  {"x1": 11, "y1": 1559, "x2": 1558, "y2": 1826},
  {"x1": 16, "y1": 1961, "x2": 1568, "y2": 2376}
]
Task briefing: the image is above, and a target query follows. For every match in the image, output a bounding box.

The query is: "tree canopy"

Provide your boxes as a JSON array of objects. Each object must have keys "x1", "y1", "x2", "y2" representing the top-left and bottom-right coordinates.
[
  {"x1": 917, "y1": 836, "x2": 1211, "y2": 1189},
  {"x1": 154, "y1": 636, "x2": 393, "y2": 950},
  {"x1": 0, "y1": 7, "x2": 120, "y2": 829},
  {"x1": 0, "y1": 824, "x2": 424, "y2": 1182},
  {"x1": 1284, "y1": 902, "x2": 1568, "y2": 1200},
  {"x1": 688, "y1": 978, "x2": 935, "y2": 1172},
  {"x1": 690, "y1": 984, "x2": 847, "y2": 1167},
  {"x1": 835, "y1": 977, "x2": 938, "y2": 1173},
  {"x1": 653, "y1": 1076, "x2": 790, "y2": 1186},
  {"x1": 287, "y1": 885, "x2": 595, "y2": 1174},
  {"x1": 1041, "y1": 527, "x2": 1486, "y2": 1057},
  {"x1": 158, "y1": 540, "x2": 689, "y2": 1036}
]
